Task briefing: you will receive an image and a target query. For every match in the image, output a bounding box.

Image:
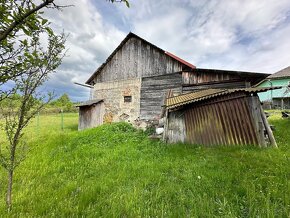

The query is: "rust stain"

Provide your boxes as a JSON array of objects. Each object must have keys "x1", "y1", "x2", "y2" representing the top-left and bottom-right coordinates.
[
  {"x1": 103, "y1": 112, "x2": 114, "y2": 123},
  {"x1": 184, "y1": 95, "x2": 259, "y2": 146},
  {"x1": 122, "y1": 87, "x2": 132, "y2": 96}
]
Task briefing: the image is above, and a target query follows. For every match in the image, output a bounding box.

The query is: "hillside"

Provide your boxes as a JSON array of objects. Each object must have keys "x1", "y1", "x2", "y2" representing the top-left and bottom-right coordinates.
[{"x1": 0, "y1": 113, "x2": 289, "y2": 217}]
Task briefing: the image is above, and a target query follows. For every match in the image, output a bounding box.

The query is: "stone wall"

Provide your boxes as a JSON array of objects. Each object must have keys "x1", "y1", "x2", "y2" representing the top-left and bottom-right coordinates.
[{"x1": 93, "y1": 78, "x2": 142, "y2": 126}]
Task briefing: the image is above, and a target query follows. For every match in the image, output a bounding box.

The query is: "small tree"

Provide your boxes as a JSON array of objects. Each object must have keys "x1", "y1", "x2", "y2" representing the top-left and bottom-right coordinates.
[
  {"x1": 50, "y1": 93, "x2": 74, "y2": 112},
  {"x1": 0, "y1": 32, "x2": 66, "y2": 210},
  {"x1": 0, "y1": 0, "x2": 129, "y2": 211}
]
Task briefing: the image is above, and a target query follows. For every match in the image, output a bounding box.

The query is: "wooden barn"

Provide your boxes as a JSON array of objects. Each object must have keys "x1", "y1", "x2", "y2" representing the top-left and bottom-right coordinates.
[
  {"x1": 76, "y1": 99, "x2": 104, "y2": 130},
  {"x1": 163, "y1": 87, "x2": 279, "y2": 147},
  {"x1": 84, "y1": 32, "x2": 269, "y2": 128}
]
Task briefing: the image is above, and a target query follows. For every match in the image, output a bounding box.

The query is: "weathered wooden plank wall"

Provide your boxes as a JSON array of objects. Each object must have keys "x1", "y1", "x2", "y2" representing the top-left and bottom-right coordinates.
[
  {"x1": 247, "y1": 95, "x2": 266, "y2": 146},
  {"x1": 94, "y1": 37, "x2": 183, "y2": 83},
  {"x1": 165, "y1": 110, "x2": 186, "y2": 143},
  {"x1": 182, "y1": 71, "x2": 241, "y2": 85},
  {"x1": 78, "y1": 102, "x2": 105, "y2": 130},
  {"x1": 140, "y1": 72, "x2": 182, "y2": 120},
  {"x1": 182, "y1": 80, "x2": 248, "y2": 93}
]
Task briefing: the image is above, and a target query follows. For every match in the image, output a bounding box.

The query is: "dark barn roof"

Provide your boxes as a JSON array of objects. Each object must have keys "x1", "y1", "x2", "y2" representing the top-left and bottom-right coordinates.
[
  {"x1": 86, "y1": 32, "x2": 196, "y2": 84},
  {"x1": 166, "y1": 87, "x2": 281, "y2": 109}
]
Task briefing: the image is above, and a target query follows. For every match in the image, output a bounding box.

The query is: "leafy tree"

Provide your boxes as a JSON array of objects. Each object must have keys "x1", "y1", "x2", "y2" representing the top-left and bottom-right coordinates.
[
  {"x1": 0, "y1": 0, "x2": 129, "y2": 99},
  {"x1": 0, "y1": 0, "x2": 67, "y2": 210},
  {"x1": 50, "y1": 93, "x2": 74, "y2": 112},
  {"x1": 0, "y1": 0, "x2": 129, "y2": 211},
  {"x1": 109, "y1": 0, "x2": 130, "y2": 7},
  {"x1": 57, "y1": 93, "x2": 71, "y2": 105},
  {"x1": 0, "y1": 0, "x2": 67, "y2": 87},
  {"x1": 0, "y1": 32, "x2": 66, "y2": 210}
]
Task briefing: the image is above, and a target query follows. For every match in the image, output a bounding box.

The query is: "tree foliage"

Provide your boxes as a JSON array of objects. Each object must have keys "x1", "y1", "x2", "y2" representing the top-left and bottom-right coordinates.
[
  {"x1": 49, "y1": 93, "x2": 75, "y2": 112},
  {"x1": 108, "y1": 0, "x2": 130, "y2": 7},
  {"x1": 0, "y1": 0, "x2": 67, "y2": 210},
  {"x1": 0, "y1": 0, "x2": 129, "y2": 211},
  {"x1": 0, "y1": 0, "x2": 68, "y2": 90},
  {"x1": 0, "y1": 31, "x2": 66, "y2": 210}
]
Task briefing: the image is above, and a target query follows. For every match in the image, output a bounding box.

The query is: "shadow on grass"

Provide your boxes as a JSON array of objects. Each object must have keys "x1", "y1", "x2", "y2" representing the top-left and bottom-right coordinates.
[{"x1": 65, "y1": 123, "x2": 78, "y2": 131}]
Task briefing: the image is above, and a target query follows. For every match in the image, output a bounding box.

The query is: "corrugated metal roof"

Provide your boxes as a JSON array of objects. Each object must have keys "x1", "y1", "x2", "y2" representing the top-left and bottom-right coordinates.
[
  {"x1": 166, "y1": 87, "x2": 281, "y2": 109},
  {"x1": 76, "y1": 99, "x2": 103, "y2": 107},
  {"x1": 267, "y1": 66, "x2": 290, "y2": 79},
  {"x1": 86, "y1": 32, "x2": 195, "y2": 85}
]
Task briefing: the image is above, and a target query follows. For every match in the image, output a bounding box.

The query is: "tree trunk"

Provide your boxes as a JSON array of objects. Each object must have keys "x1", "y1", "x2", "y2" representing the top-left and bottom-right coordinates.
[{"x1": 6, "y1": 169, "x2": 13, "y2": 211}]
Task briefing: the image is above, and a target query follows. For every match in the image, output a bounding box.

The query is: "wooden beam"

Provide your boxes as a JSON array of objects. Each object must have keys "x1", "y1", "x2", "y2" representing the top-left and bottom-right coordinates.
[
  {"x1": 248, "y1": 96, "x2": 266, "y2": 147},
  {"x1": 260, "y1": 105, "x2": 278, "y2": 148}
]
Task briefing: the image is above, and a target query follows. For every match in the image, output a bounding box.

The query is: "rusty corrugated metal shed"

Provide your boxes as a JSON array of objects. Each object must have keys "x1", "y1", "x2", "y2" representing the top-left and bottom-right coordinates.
[
  {"x1": 183, "y1": 95, "x2": 261, "y2": 146},
  {"x1": 166, "y1": 86, "x2": 282, "y2": 109}
]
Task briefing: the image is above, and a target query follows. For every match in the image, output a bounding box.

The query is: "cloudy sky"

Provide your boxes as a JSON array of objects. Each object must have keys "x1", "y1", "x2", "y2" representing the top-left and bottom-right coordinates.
[{"x1": 43, "y1": 0, "x2": 290, "y2": 101}]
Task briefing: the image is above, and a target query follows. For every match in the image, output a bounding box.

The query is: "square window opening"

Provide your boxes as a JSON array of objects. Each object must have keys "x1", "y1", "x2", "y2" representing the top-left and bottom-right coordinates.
[{"x1": 124, "y1": 96, "x2": 132, "y2": 103}]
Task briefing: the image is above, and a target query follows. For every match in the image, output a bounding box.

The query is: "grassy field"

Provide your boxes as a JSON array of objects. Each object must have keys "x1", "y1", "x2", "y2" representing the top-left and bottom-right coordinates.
[{"x1": 0, "y1": 112, "x2": 289, "y2": 217}]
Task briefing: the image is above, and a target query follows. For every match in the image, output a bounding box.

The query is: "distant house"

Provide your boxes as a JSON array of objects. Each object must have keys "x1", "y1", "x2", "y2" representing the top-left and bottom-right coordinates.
[
  {"x1": 83, "y1": 32, "x2": 269, "y2": 128},
  {"x1": 257, "y1": 66, "x2": 290, "y2": 109}
]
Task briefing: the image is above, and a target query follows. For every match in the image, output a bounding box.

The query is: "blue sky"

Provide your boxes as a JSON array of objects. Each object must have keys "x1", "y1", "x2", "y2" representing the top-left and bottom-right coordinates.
[{"x1": 42, "y1": 0, "x2": 290, "y2": 102}]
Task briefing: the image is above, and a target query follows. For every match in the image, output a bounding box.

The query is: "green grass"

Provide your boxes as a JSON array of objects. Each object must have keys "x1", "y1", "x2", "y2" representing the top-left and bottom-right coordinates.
[{"x1": 0, "y1": 113, "x2": 289, "y2": 217}]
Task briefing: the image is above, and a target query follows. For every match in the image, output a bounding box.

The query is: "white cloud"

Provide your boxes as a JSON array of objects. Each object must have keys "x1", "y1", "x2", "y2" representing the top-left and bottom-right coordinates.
[
  {"x1": 116, "y1": 0, "x2": 290, "y2": 73},
  {"x1": 40, "y1": 0, "x2": 127, "y2": 101},
  {"x1": 39, "y1": 0, "x2": 290, "y2": 100}
]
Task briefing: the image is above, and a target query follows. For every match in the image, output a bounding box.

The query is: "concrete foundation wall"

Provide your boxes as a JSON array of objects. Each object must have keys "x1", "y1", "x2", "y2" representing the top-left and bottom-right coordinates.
[{"x1": 93, "y1": 78, "x2": 142, "y2": 126}]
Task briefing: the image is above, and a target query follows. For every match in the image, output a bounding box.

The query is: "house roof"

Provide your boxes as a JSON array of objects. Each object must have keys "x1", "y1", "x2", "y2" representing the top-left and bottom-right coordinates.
[
  {"x1": 166, "y1": 87, "x2": 281, "y2": 109},
  {"x1": 76, "y1": 99, "x2": 103, "y2": 107},
  {"x1": 86, "y1": 32, "x2": 196, "y2": 84},
  {"x1": 267, "y1": 66, "x2": 290, "y2": 79}
]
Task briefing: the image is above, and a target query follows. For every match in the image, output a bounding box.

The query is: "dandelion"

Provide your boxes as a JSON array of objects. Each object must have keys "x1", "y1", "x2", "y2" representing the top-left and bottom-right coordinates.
[{"x1": 197, "y1": 176, "x2": 201, "y2": 179}]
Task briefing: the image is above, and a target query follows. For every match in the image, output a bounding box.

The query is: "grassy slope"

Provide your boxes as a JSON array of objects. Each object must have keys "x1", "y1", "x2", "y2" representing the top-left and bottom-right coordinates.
[{"x1": 0, "y1": 113, "x2": 289, "y2": 217}]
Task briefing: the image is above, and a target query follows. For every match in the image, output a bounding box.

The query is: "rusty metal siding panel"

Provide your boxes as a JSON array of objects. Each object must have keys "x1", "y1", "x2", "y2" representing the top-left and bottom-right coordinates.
[{"x1": 184, "y1": 95, "x2": 259, "y2": 146}]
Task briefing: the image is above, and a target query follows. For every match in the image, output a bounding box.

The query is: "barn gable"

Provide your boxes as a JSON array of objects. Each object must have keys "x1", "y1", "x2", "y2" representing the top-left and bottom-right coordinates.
[{"x1": 86, "y1": 32, "x2": 195, "y2": 85}]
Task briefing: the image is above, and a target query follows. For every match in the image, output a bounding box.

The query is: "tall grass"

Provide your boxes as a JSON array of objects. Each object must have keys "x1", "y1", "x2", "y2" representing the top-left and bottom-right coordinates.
[{"x1": 0, "y1": 113, "x2": 289, "y2": 217}]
